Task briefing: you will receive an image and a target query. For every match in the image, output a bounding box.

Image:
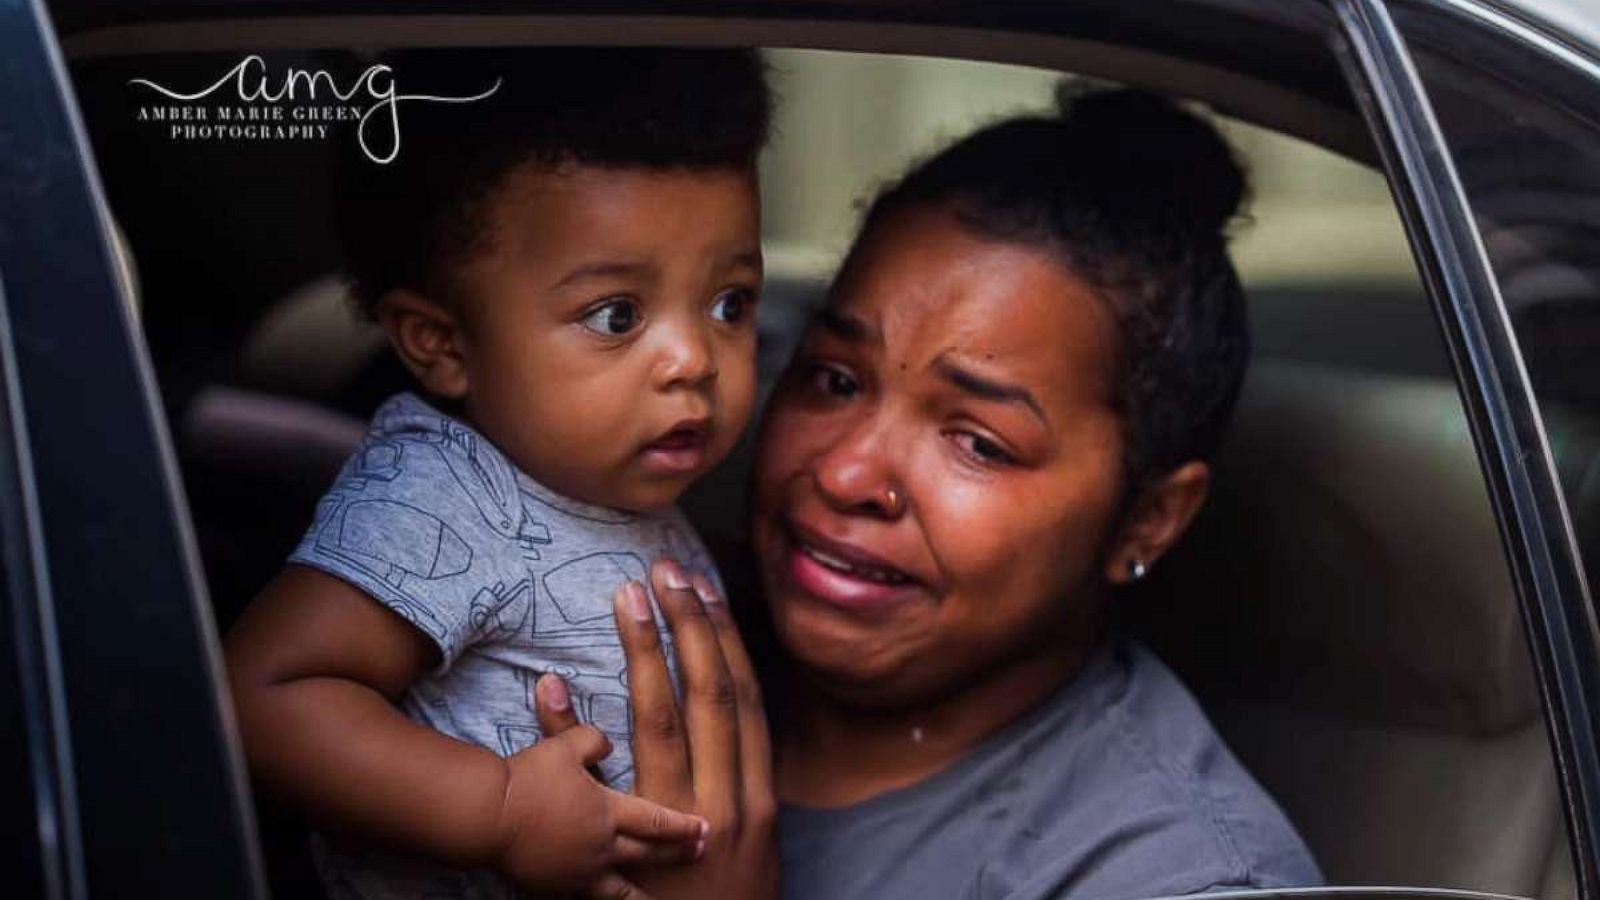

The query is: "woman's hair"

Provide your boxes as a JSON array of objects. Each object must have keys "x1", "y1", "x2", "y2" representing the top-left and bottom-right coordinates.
[
  {"x1": 337, "y1": 47, "x2": 772, "y2": 318},
  {"x1": 850, "y1": 86, "x2": 1251, "y2": 493}
]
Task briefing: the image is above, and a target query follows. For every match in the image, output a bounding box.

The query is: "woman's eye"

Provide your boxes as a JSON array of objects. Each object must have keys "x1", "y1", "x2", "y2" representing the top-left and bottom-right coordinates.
[
  {"x1": 580, "y1": 298, "x2": 642, "y2": 336},
  {"x1": 806, "y1": 363, "x2": 858, "y2": 398},
  {"x1": 951, "y1": 431, "x2": 1016, "y2": 466},
  {"x1": 710, "y1": 287, "x2": 755, "y2": 324}
]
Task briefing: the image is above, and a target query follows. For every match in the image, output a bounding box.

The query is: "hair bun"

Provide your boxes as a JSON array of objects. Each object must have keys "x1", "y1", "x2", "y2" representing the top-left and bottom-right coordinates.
[{"x1": 1054, "y1": 85, "x2": 1248, "y2": 234}]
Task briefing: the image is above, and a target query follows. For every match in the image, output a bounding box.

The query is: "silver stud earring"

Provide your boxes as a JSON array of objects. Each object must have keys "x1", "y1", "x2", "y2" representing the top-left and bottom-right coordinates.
[{"x1": 1128, "y1": 559, "x2": 1149, "y2": 582}]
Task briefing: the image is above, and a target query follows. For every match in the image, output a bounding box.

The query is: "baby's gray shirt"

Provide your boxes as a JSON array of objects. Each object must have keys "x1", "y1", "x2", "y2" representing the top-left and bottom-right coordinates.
[{"x1": 289, "y1": 391, "x2": 717, "y2": 899}]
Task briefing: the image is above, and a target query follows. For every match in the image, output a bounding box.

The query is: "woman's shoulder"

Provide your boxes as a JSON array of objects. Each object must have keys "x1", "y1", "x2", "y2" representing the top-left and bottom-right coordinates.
[
  {"x1": 1017, "y1": 636, "x2": 1323, "y2": 896},
  {"x1": 774, "y1": 636, "x2": 1320, "y2": 900}
]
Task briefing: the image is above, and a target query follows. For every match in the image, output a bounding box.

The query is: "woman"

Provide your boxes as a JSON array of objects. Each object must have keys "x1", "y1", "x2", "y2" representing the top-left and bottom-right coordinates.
[{"x1": 538, "y1": 87, "x2": 1322, "y2": 900}]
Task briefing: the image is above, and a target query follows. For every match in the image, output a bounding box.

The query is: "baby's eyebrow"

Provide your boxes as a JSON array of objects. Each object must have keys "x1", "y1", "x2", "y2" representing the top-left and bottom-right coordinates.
[
  {"x1": 727, "y1": 249, "x2": 763, "y2": 272},
  {"x1": 549, "y1": 260, "x2": 654, "y2": 290}
]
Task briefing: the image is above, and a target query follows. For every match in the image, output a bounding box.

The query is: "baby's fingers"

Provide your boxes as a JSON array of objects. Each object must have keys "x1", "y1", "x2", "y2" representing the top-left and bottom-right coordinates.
[
  {"x1": 547, "y1": 723, "x2": 614, "y2": 769},
  {"x1": 609, "y1": 789, "x2": 709, "y2": 844},
  {"x1": 611, "y1": 834, "x2": 703, "y2": 866},
  {"x1": 533, "y1": 674, "x2": 583, "y2": 736},
  {"x1": 583, "y1": 871, "x2": 658, "y2": 900}
]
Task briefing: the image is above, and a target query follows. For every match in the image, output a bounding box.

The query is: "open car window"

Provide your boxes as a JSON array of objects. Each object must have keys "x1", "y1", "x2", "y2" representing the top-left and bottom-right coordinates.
[{"x1": 15, "y1": 1, "x2": 1595, "y2": 898}]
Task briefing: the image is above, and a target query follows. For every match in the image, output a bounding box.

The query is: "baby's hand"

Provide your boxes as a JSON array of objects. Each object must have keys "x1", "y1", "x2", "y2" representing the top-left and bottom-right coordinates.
[{"x1": 492, "y1": 676, "x2": 707, "y2": 897}]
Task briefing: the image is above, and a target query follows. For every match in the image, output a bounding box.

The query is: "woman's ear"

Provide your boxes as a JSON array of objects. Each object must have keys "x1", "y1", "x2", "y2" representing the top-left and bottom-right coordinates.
[
  {"x1": 375, "y1": 289, "x2": 470, "y2": 399},
  {"x1": 1103, "y1": 461, "x2": 1210, "y2": 585}
]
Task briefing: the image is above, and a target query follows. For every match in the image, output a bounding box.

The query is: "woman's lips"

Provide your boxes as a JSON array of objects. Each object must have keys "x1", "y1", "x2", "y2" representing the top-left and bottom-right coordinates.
[
  {"x1": 640, "y1": 421, "x2": 710, "y2": 474},
  {"x1": 782, "y1": 523, "x2": 922, "y2": 610}
]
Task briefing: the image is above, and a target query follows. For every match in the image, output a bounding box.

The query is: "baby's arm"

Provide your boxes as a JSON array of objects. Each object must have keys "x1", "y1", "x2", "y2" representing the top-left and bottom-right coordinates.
[{"x1": 225, "y1": 564, "x2": 705, "y2": 894}]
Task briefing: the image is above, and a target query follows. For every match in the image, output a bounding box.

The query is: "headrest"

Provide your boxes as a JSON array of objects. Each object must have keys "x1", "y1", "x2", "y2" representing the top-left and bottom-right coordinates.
[
  {"x1": 183, "y1": 385, "x2": 366, "y2": 490},
  {"x1": 1128, "y1": 360, "x2": 1540, "y2": 736},
  {"x1": 239, "y1": 274, "x2": 386, "y2": 398}
]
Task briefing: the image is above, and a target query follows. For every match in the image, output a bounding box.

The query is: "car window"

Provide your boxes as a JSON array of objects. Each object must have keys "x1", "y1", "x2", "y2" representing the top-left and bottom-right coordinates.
[
  {"x1": 58, "y1": 27, "x2": 1572, "y2": 900},
  {"x1": 760, "y1": 49, "x2": 1415, "y2": 286},
  {"x1": 756, "y1": 49, "x2": 1434, "y2": 382},
  {"x1": 1389, "y1": 1, "x2": 1600, "y2": 609},
  {"x1": 638, "y1": 43, "x2": 1573, "y2": 900}
]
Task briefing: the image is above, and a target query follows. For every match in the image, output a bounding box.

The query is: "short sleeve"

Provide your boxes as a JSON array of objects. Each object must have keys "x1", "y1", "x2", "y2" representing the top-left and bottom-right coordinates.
[{"x1": 288, "y1": 431, "x2": 530, "y2": 672}]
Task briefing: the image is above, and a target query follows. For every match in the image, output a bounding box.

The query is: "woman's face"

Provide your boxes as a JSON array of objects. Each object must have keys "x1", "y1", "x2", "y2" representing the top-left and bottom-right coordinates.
[{"x1": 752, "y1": 204, "x2": 1130, "y2": 708}]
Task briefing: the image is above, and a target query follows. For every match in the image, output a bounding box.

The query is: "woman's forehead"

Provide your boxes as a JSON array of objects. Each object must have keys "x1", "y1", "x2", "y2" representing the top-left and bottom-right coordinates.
[{"x1": 826, "y1": 209, "x2": 1120, "y2": 406}]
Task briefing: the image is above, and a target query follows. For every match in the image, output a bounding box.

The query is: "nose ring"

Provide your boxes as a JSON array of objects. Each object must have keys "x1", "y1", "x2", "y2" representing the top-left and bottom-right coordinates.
[{"x1": 882, "y1": 486, "x2": 903, "y2": 513}]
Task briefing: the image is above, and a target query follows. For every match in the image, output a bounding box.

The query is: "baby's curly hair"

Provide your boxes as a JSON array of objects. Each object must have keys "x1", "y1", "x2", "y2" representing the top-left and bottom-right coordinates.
[{"x1": 336, "y1": 47, "x2": 772, "y2": 318}]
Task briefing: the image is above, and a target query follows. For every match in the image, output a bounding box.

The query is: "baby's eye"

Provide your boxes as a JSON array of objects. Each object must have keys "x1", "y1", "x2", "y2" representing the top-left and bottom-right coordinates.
[
  {"x1": 950, "y1": 431, "x2": 1016, "y2": 466},
  {"x1": 580, "y1": 297, "x2": 642, "y2": 336},
  {"x1": 710, "y1": 287, "x2": 755, "y2": 325},
  {"x1": 807, "y1": 363, "x2": 859, "y2": 398}
]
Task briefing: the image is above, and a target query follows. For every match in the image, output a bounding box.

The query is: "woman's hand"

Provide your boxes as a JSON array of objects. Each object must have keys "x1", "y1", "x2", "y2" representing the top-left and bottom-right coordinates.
[{"x1": 536, "y1": 559, "x2": 781, "y2": 900}]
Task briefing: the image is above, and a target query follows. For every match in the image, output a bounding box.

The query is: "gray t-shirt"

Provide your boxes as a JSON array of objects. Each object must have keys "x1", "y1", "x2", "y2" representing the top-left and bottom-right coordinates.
[
  {"x1": 780, "y1": 638, "x2": 1322, "y2": 900},
  {"x1": 289, "y1": 392, "x2": 716, "y2": 900}
]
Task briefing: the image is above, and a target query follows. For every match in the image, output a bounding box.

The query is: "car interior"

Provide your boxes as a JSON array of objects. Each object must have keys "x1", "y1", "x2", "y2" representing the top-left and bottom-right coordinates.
[{"x1": 59, "y1": 13, "x2": 1598, "y2": 900}]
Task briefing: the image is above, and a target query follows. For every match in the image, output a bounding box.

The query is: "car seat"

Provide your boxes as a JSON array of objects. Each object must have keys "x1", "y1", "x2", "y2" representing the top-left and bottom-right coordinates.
[{"x1": 1125, "y1": 356, "x2": 1582, "y2": 899}]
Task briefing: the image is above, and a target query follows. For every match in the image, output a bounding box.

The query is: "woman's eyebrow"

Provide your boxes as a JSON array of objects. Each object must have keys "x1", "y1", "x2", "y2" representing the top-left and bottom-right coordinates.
[
  {"x1": 816, "y1": 308, "x2": 874, "y2": 342},
  {"x1": 932, "y1": 356, "x2": 1046, "y2": 424}
]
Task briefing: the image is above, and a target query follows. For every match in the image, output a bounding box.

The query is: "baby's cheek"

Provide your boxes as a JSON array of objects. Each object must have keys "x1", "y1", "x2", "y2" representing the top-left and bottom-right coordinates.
[
  {"x1": 727, "y1": 376, "x2": 758, "y2": 437},
  {"x1": 719, "y1": 361, "x2": 759, "y2": 435}
]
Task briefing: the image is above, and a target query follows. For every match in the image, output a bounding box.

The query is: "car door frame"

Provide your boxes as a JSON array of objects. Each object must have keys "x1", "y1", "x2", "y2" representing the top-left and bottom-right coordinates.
[
  {"x1": 0, "y1": 0, "x2": 268, "y2": 897},
  {"x1": 1329, "y1": 3, "x2": 1600, "y2": 898}
]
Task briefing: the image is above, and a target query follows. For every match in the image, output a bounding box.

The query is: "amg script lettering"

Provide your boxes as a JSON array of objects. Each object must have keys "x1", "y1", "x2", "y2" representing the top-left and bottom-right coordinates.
[{"x1": 129, "y1": 55, "x2": 500, "y2": 163}]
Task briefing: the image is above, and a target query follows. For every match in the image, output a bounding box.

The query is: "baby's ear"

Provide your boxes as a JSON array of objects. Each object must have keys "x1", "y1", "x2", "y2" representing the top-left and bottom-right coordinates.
[{"x1": 374, "y1": 289, "x2": 470, "y2": 399}]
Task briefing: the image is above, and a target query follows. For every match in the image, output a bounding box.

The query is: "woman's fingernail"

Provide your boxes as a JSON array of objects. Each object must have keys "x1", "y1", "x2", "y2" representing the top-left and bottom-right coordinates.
[
  {"x1": 538, "y1": 674, "x2": 571, "y2": 711},
  {"x1": 658, "y1": 559, "x2": 691, "y2": 590},
  {"x1": 694, "y1": 837, "x2": 706, "y2": 859},
  {"x1": 691, "y1": 573, "x2": 723, "y2": 605},
  {"x1": 624, "y1": 581, "x2": 654, "y2": 623}
]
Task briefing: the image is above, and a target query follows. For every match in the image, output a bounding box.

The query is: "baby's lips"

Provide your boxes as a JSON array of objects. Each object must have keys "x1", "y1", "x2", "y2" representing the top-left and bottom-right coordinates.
[
  {"x1": 648, "y1": 432, "x2": 701, "y2": 451},
  {"x1": 645, "y1": 418, "x2": 712, "y2": 451}
]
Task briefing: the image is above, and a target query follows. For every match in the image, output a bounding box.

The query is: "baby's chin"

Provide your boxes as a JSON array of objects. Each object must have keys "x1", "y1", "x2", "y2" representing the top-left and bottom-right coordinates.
[
  {"x1": 505, "y1": 429, "x2": 737, "y2": 514},
  {"x1": 588, "y1": 463, "x2": 710, "y2": 516},
  {"x1": 624, "y1": 437, "x2": 746, "y2": 512}
]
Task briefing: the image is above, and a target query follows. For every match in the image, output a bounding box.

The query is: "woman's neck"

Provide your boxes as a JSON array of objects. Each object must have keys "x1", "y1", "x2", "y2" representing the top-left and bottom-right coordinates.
[{"x1": 775, "y1": 631, "x2": 1101, "y2": 809}]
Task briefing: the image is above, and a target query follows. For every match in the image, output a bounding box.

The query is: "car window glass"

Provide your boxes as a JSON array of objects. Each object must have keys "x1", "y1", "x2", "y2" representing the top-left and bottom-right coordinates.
[{"x1": 1391, "y1": 4, "x2": 1600, "y2": 608}]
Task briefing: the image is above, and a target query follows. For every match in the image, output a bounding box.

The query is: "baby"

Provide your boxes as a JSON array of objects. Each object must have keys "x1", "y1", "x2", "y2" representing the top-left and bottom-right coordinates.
[{"x1": 225, "y1": 48, "x2": 770, "y2": 899}]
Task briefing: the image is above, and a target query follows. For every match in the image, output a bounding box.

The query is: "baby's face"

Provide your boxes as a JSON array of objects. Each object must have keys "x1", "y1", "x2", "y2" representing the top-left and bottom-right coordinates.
[{"x1": 451, "y1": 163, "x2": 761, "y2": 512}]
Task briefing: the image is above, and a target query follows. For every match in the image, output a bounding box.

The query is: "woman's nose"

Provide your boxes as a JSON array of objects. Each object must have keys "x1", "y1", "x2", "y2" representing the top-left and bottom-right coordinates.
[
  {"x1": 652, "y1": 319, "x2": 718, "y2": 390},
  {"x1": 811, "y1": 412, "x2": 906, "y2": 519}
]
